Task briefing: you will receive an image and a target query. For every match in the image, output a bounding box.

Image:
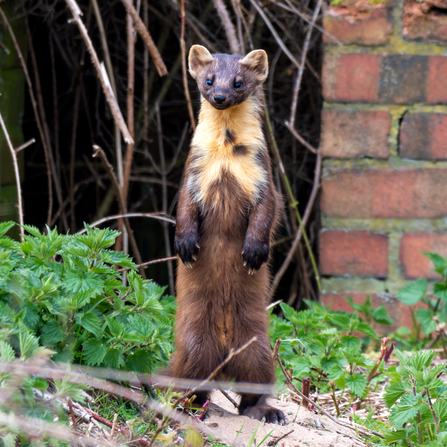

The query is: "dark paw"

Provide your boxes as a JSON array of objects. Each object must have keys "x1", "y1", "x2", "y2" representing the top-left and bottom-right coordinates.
[
  {"x1": 241, "y1": 238, "x2": 269, "y2": 274},
  {"x1": 174, "y1": 231, "x2": 200, "y2": 267},
  {"x1": 242, "y1": 405, "x2": 287, "y2": 425}
]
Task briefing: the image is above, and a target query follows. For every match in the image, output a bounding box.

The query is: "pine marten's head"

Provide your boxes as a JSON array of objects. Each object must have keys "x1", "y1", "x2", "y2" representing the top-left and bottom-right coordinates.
[{"x1": 188, "y1": 45, "x2": 268, "y2": 111}]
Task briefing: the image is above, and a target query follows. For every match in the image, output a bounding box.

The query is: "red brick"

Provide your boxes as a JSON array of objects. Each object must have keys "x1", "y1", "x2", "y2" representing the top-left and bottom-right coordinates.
[
  {"x1": 400, "y1": 232, "x2": 447, "y2": 279},
  {"x1": 320, "y1": 230, "x2": 388, "y2": 278},
  {"x1": 400, "y1": 113, "x2": 447, "y2": 159},
  {"x1": 321, "y1": 110, "x2": 390, "y2": 158},
  {"x1": 323, "y1": 0, "x2": 393, "y2": 45},
  {"x1": 320, "y1": 292, "x2": 421, "y2": 335},
  {"x1": 323, "y1": 54, "x2": 381, "y2": 102},
  {"x1": 321, "y1": 169, "x2": 447, "y2": 218},
  {"x1": 426, "y1": 56, "x2": 447, "y2": 104},
  {"x1": 403, "y1": 0, "x2": 447, "y2": 45}
]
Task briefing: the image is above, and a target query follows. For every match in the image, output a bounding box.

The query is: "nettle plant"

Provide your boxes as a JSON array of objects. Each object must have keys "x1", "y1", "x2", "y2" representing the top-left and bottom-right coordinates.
[
  {"x1": 396, "y1": 252, "x2": 447, "y2": 344},
  {"x1": 269, "y1": 300, "x2": 393, "y2": 399},
  {"x1": 380, "y1": 349, "x2": 447, "y2": 447},
  {"x1": 0, "y1": 222, "x2": 175, "y2": 372}
]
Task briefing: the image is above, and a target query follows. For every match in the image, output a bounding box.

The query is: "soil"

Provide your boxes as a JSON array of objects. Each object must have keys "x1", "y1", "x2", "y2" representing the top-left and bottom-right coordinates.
[{"x1": 204, "y1": 392, "x2": 367, "y2": 447}]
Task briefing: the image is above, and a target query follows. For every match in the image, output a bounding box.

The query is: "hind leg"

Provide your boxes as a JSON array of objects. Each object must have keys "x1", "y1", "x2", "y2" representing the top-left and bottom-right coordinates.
[
  {"x1": 225, "y1": 335, "x2": 286, "y2": 425},
  {"x1": 172, "y1": 328, "x2": 224, "y2": 407}
]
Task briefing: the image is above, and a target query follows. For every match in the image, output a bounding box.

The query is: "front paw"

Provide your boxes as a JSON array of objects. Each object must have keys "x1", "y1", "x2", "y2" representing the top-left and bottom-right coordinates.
[
  {"x1": 174, "y1": 231, "x2": 200, "y2": 268},
  {"x1": 241, "y1": 238, "x2": 269, "y2": 274}
]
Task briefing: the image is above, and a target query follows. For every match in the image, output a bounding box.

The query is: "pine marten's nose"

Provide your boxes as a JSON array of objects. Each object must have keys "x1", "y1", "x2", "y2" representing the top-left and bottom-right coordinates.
[{"x1": 214, "y1": 95, "x2": 227, "y2": 104}]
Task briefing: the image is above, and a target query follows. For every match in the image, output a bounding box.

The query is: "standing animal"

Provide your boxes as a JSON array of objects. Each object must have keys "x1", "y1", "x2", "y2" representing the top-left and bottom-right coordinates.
[{"x1": 173, "y1": 45, "x2": 285, "y2": 425}]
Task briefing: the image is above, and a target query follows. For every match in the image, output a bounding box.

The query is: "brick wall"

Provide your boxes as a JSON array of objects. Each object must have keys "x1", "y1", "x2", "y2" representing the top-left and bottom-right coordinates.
[{"x1": 319, "y1": 0, "x2": 447, "y2": 332}]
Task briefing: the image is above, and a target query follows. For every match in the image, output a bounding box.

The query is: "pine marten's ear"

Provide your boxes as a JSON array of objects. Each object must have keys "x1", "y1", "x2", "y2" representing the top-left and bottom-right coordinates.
[
  {"x1": 239, "y1": 50, "x2": 269, "y2": 84},
  {"x1": 189, "y1": 45, "x2": 214, "y2": 79}
]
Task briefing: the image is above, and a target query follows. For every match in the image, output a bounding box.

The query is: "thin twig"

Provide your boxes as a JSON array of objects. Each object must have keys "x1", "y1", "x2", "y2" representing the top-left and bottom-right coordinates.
[
  {"x1": 270, "y1": 141, "x2": 321, "y2": 297},
  {"x1": 64, "y1": 0, "x2": 134, "y2": 144},
  {"x1": 119, "y1": 0, "x2": 168, "y2": 76},
  {"x1": 180, "y1": 0, "x2": 196, "y2": 130},
  {"x1": 117, "y1": 256, "x2": 177, "y2": 272},
  {"x1": 247, "y1": 0, "x2": 301, "y2": 69},
  {"x1": 0, "y1": 111, "x2": 24, "y2": 239},
  {"x1": 92, "y1": 145, "x2": 146, "y2": 278},
  {"x1": 284, "y1": 121, "x2": 317, "y2": 154},
  {"x1": 212, "y1": 0, "x2": 240, "y2": 54},
  {"x1": 289, "y1": 0, "x2": 323, "y2": 127},
  {"x1": 155, "y1": 103, "x2": 175, "y2": 294},
  {"x1": 148, "y1": 337, "x2": 257, "y2": 447},
  {"x1": 15, "y1": 138, "x2": 35, "y2": 153},
  {"x1": 1, "y1": 6, "x2": 62, "y2": 229},
  {"x1": 272, "y1": 340, "x2": 383, "y2": 439}
]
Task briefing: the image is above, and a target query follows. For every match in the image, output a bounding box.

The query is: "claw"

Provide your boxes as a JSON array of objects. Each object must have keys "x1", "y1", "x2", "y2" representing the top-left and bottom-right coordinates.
[
  {"x1": 185, "y1": 262, "x2": 193, "y2": 269},
  {"x1": 192, "y1": 256, "x2": 197, "y2": 261},
  {"x1": 196, "y1": 243, "x2": 200, "y2": 249},
  {"x1": 241, "y1": 249, "x2": 245, "y2": 255},
  {"x1": 248, "y1": 268, "x2": 255, "y2": 275},
  {"x1": 243, "y1": 261, "x2": 247, "y2": 267}
]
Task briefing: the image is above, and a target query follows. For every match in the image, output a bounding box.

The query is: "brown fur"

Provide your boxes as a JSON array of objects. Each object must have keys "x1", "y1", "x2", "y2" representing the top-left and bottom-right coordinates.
[{"x1": 173, "y1": 45, "x2": 285, "y2": 424}]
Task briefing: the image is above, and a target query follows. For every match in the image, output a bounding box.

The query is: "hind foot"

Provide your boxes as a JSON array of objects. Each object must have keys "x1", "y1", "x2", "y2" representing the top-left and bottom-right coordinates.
[{"x1": 242, "y1": 404, "x2": 287, "y2": 425}]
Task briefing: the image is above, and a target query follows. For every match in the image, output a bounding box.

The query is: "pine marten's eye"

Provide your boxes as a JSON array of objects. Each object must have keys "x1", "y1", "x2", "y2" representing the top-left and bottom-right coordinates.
[
  {"x1": 234, "y1": 82, "x2": 242, "y2": 89},
  {"x1": 206, "y1": 79, "x2": 213, "y2": 87}
]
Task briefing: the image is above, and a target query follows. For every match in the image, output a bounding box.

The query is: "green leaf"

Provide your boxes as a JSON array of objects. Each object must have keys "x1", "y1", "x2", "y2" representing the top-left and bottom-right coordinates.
[
  {"x1": 384, "y1": 381, "x2": 407, "y2": 408},
  {"x1": 416, "y1": 308, "x2": 437, "y2": 336},
  {"x1": 434, "y1": 282, "x2": 447, "y2": 302},
  {"x1": 184, "y1": 427, "x2": 205, "y2": 447},
  {"x1": 389, "y1": 394, "x2": 420, "y2": 427},
  {"x1": 424, "y1": 252, "x2": 447, "y2": 278},
  {"x1": 434, "y1": 400, "x2": 447, "y2": 423},
  {"x1": 19, "y1": 324, "x2": 39, "y2": 359},
  {"x1": 345, "y1": 373, "x2": 367, "y2": 397},
  {"x1": 104, "y1": 347, "x2": 124, "y2": 369},
  {"x1": 0, "y1": 340, "x2": 15, "y2": 360},
  {"x1": 41, "y1": 319, "x2": 65, "y2": 346},
  {"x1": 1, "y1": 433, "x2": 16, "y2": 447},
  {"x1": 82, "y1": 339, "x2": 106, "y2": 366},
  {"x1": 279, "y1": 302, "x2": 300, "y2": 324},
  {"x1": 396, "y1": 279, "x2": 427, "y2": 305},
  {"x1": 356, "y1": 322, "x2": 378, "y2": 339},
  {"x1": 125, "y1": 349, "x2": 152, "y2": 373},
  {"x1": 63, "y1": 270, "x2": 104, "y2": 295},
  {"x1": 371, "y1": 305, "x2": 394, "y2": 325},
  {"x1": 76, "y1": 312, "x2": 102, "y2": 339},
  {"x1": 339, "y1": 336, "x2": 362, "y2": 351}
]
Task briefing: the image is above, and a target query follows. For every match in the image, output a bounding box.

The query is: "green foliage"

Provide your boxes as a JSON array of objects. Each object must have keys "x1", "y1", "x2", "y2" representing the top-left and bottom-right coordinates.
[
  {"x1": 0, "y1": 222, "x2": 175, "y2": 372},
  {"x1": 396, "y1": 252, "x2": 447, "y2": 345},
  {"x1": 380, "y1": 349, "x2": 447, "y2": 446},
  {"x1": 269, "y1": 298, "x2": 389, "y2": 399}
]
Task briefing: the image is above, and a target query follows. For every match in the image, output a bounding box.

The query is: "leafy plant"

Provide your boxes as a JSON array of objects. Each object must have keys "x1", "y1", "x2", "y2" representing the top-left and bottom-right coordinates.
[
  {"x1": 379, "y1": 349, "x2": 447, "y2": 446},
  {"x1": 0, "y1": 221, "x2": 175, "y2": 372},
  {"x1": 396, "y1": 252, "x2": 447, "y2": 345},
  {"x1": 269, "y1": 300, "x2": 390, "y2": 399}
]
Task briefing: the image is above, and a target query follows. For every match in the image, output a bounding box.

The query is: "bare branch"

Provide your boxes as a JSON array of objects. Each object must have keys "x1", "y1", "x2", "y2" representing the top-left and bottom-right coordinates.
[
  {"x1": 212, "y1": 0, "x2": 240, "y2": 54},
  {"x1": 64, "y1": 0, "x2": 134, "y2": 144},
  {"x1": 0, "y1": 111, "x2": 24, "y2": 239},
  {"x1": 119, "y1": 0, "x2": 168, "y2": 76}
]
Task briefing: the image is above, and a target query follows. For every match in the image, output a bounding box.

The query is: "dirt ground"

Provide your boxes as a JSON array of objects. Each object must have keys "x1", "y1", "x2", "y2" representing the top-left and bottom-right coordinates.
[{"x1": 204, "y1": 392, "x2": 367, "y2": 447}]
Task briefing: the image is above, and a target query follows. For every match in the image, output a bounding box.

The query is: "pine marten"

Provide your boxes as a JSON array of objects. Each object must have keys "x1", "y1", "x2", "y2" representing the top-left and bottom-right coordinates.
[{"x1": 173, "y1": 45, "x2": 285, "y2": 425}]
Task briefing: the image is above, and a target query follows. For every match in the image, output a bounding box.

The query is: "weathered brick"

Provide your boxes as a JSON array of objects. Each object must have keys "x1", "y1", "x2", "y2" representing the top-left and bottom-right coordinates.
[
  {"x1": 320, "y1": 230, "x2": 388, "y2": 278},
  {"x1": 403, "y1": 0, "x2": 447, "y2": 45},
  {"x1": 321, "y1": 292, "x2": 420, "y2": 334},
  {"x1": 400, "y1": 232, "x2": 447, "y2": 279},
  {"x1": 321, "y1": 169, "x2": 447, "y2": 218},
  {"x1": 321, "y1": 110, "x2": 391, "y2": 158},
  {"x1": 378, "y1": 55, "x2": 427, "y2": 104},
  {"x1": 323, "y1": 0, "x2": 393, "y2": 45},
  {"x1": 323, "y1": 54, "x2": 428, "y2": 103},
  {"x1": 400, "y1": 113, "x2": 447, "y2": 159},
  {"x1": 426, "y1": 56, "x2": 447, "y2": 104},
  {"x1": 323, "y1": 54, "x2": 381, "y2": 102}
]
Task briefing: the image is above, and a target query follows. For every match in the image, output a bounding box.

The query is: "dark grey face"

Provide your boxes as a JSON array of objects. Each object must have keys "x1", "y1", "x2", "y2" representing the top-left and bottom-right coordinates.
[{"x1": 195, "y1": 54, "x2": 262, "y2": 110}]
